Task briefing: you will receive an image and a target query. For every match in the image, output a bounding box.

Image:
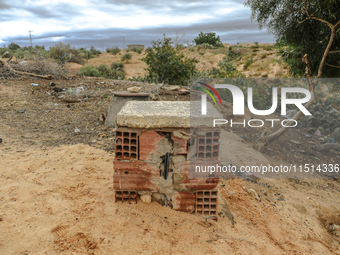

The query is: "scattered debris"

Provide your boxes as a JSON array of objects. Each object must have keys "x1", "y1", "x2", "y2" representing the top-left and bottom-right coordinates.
[
  {"x1": 290, "y1": 140, "x2": 301, "y2": 145},
  {"x1": 31, "y1": 83, "x2": 39, "y2": 87},
  {"x1": 17, "y1": 110, "x2": 25, "y2": 113},
  {"x1": 99, "y1": 113, "x2": 107, "y2": 122},
  {"x1": 127, "y1": 86, "x2": 141, "y2": 93},
  {"x1": 74, "y1": 128, "x2": 80, "y2": 133}
]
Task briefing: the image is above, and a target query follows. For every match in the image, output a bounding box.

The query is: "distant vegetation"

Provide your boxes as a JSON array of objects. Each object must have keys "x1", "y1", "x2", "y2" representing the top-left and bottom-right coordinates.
[
  {"x1": 78, "y1": 63, "x2": 125, "y2": 80},
  {"x1": 0, "y1": 42, "x2": 102, "y2": 65},
  {"x1": 194, "y1": 32, "x2": 223, "y2": 47},
  {"x1": 140, "y1": 35, "x2": 198, "y2": 85}
]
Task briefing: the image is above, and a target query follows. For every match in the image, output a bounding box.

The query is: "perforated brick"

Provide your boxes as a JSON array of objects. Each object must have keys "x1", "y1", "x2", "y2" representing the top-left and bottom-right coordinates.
[
  {"x1": 115, "y1": 190, "x2": 137, "y2": 204},
  {"x1": 197, "y1": 131, "x2": 220, "y2": 160},
  {"x1": 115, "y1": 131, "x2": 138, "y2": 160},
  {"x1": 195, "y1": 190, "x2": 218, "y2": 216}
]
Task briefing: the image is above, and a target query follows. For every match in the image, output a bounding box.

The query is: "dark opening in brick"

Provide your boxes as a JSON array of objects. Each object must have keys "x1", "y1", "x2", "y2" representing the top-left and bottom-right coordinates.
[
  {"x1": 211, "y1": 198, "x2": 217, "y2": 203},
  {"x1": 214, "y1": 132, "x2": 220, "y2": 137},
  {"x1": 116, "y1": 131, "x2": 122, "y2": 137},
  {"x1": 213, "y1": 139, "x2": 219, "y2": 144},
  {"x1": 206, "y1": 132, "x2": 212, "y2": 138},
  {"x1": 116, "y1": 152, "x2": 122, "y2": 159},
  {"x1": 131, "y1": 153, "x2": 137, "y2": 159},
  {"x1": 123, "y1": 146, "x2": 129, "y2": 151},
  {"x1": 123, "y1": 152, "x2": 129, "y2": 159},
  {"x1": 206, "y1": 145, "x2": 212, "y2": 151},
  {"x1": 116, "y1": 138, "x2": 122, "y2": 144},
  {"x1": 199, "y1": 139, "x2": 205, "y2": 145},
  {"x1": 131, "y1": 146, "x2": 137, "y2": 152},
  {"x1": 131, "y1": 139, "x2": 137, "y2": 145},
  {"x1": 123, "y1": 133, "x2": 129, "y2": 138},
  {"x1": 116, "y1": 145, "x2": 122, "y2": 152},
  {"x1": 206, "y1": 139, "x2": 212, "y2": 145},
  {"x1": 131, "y1": 133, "x2": 137, "y2": 138},
  {"x1": 199, "y1": 146, "x2": 205, "y2": 152},
  {"x1": 124, "y1": 171, "x2": 129, "y2": 175}
]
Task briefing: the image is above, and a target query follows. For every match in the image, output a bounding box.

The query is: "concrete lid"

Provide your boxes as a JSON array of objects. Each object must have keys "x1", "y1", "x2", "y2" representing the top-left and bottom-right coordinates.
[
  {"x1": 116, "y1": 101, "x2": 223, "y2": 128},
  {"x1": 112, "y1": 91, "x2": 149, "y2": 97}
]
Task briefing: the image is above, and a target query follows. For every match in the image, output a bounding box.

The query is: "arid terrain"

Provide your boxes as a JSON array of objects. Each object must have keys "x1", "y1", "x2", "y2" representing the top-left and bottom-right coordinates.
[{"x1": 1, "y1": 44, "x2": 340, "y2": 254}]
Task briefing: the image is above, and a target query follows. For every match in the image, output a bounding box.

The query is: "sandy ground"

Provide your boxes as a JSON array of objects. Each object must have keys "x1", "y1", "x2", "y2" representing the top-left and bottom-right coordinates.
[{"x1": 1, "y1": 139, "x2": 340, "y2": 254}]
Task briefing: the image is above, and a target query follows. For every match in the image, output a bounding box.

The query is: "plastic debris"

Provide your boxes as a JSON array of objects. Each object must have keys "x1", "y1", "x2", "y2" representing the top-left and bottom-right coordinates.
[
  {"x1": 31, "y1": 83, "x2": 39, "y2": 86},
  {"x1": 74, "y1": 128, "x2": 80, "y2": 133},
  {"x1": 17, "y1": 110, "x2": 25, "y2": 113},
  {"x1": 314, "y1": 129, "x2": 322, "y2": 136},
  {"x1": 76, "y1": 86, "x2": 84, "y2": 96}
]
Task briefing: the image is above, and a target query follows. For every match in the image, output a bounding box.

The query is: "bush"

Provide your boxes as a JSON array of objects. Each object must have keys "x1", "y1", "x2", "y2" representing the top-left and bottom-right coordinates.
[
  {"x1": 8, "y1": 43, "x2": 21, "y2": 50},
  {"x1": 106, "y1": 47, "x2": 121, "y2": 55},
  {"x1": 78, "y1": 65, "x2": 125, "y2": 80},
  {"x1": 142, "y1": 35, "x2": 198, "y2": 85},
  {"x1": 194, "y1": 32, "x2": 223, "y2": 47},
  {"x1": 49, "y1": 43, "x2": 84, "y2": 65},
  {"x1": 243, "y1": 59, "x2": 253, "y2": 70},
  {"x1": 111, "y1": 62, "x2": 124, "y2": 70},
  {"x1": 78, "y1": 66, "x2": 101, "y2": 77},
  {"x1": 121, "y1": 53, "x2": 132, "y2": 62}
]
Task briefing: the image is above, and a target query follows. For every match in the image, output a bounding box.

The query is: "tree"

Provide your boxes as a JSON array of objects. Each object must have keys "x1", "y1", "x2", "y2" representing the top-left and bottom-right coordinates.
[
  {"x1": 194, "y1": 32, "x2": 223, "y2": 47},
  {"x1": 142, "y1": 35, "x2": 198, "y2": 85},
  {"x1": 8, "y1": 43, "x2": 21, "y2": 50},
  {"x1": 244, "y1": 0, "x2": 340, "y2": 151}
]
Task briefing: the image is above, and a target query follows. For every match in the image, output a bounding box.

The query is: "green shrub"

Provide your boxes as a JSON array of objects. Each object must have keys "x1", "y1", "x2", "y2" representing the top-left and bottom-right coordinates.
[
  {"x1": 49, "y1": 43, "x2": 84, "y2": 65},
  {"x1": 78, "y1": 65, "x2": 125, "y2": 80},
  {"x1": 194, "y1": 32, "x2": 223, "y2": 47},
  {"x1": 141, "y1": 35, "x2": 198, "y2": 85},
  {"x1": 8, "y1": 43, "x2": 21, "y2": 50},
  {"x1": 106, "y1": 47, "x2": 121, "y2": 55},
  {"x1": 243, "y1": 59, "x2": 253, "y2": 70},
  {"x1": 78, "y1": 66, "x2": 101, "y2": 77},
  {"x1": 136, "y1": 48, "x2": 142, "y2": 54},
  {"x1": 121, "y1": 53, "x2": 132, "y2": 62},
  {"x1": 111, "y1": 62, "x2": 124, "y2": 70}
]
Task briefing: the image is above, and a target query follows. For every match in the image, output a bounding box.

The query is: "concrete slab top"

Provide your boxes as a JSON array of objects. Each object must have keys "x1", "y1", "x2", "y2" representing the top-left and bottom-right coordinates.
[
  {"x1": 112, "y1": 91, "x2": 149, "y2": 97},
  {"x1": 116, "y1": 101, "x2": 223, "y2": 128}
]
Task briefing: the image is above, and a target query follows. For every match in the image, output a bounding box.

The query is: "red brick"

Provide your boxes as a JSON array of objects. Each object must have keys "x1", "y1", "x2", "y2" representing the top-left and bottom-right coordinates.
[
  {"x1": 171, "y1": 135, "x2": 187, "y2": 154},
  {"x1": 172, "y1": 191, "x2": 195, "y2": 213},
  {"x1": 139, "y1": 131, "x2": 164, "y2": 160}
]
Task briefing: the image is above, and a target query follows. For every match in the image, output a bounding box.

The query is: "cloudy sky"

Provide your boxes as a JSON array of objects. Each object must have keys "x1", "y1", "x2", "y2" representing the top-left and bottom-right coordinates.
[{"x1": 0, "y1": 0, "x2": 274, "y2": 49}]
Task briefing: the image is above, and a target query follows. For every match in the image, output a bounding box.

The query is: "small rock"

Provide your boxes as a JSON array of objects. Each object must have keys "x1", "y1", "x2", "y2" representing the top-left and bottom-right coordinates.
[
  {"x1": 127, "y1": 87, "x2": 141, "y2": 93},
  {"x1": 140, "y1": 194, "x2": 152, "y2": 203},
  {"x1": 74, "y1": 128, "x2": 80, "y2": 133},
  {"x1": 247, "y1": 189, "x2": 261, "y2": 201},
  {"x1": 150, "y1": 93, "x2": 158, "y2": 100},
  {"x1": 91, "y1": 140, "x2": 97, "y2": 143},
  {"x1": 17, "y1": 110, "x2": 25, "y2": 113}
]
